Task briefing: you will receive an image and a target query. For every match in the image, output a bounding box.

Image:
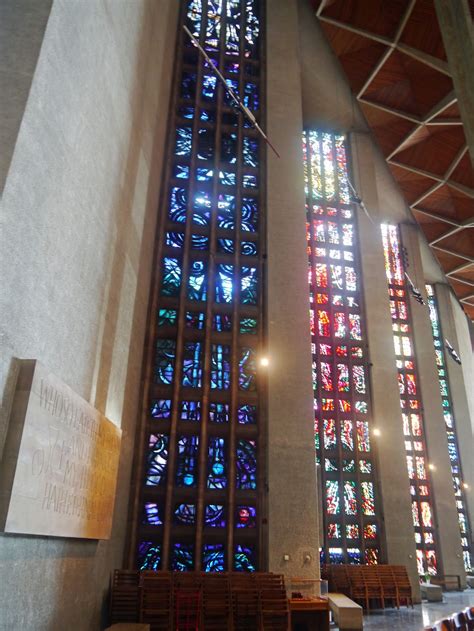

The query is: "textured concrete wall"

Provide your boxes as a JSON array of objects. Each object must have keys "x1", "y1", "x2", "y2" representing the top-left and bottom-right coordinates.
[
  {"x1": 0, "y1": 0, "x2": 52, "y2": 193},
  {"x1": 266, "y1": 0, "x2": 321, "y2": 580},
  {"x1": 0, "y1": 0, "x2": 178, "y2": 628},
  {"x1": 401, "y1": 225, "x2": 465, "y2": 583}
]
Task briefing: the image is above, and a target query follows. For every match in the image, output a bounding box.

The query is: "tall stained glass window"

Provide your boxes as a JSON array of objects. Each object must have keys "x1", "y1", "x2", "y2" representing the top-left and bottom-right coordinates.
[
  {"x1": 303, "y1": 130, "x2": 383, "y2": 565},
  {"x1": 426, "y1": 284, "x2": 472, "y2": 571},
  {"x1": 381, "y1": 224, "x2": 439, "y2": 575},
  {"x1": 132, "y1": 0, "x2": 265, "y2": 573}
]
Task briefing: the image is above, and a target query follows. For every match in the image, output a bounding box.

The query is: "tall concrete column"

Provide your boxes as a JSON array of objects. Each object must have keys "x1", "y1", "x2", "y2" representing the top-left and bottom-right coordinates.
[
  {"x1": 353, "y1": 133, "x2": 420, "y2": 596},
  {"x1": 434, "y1": 0, "x2": 474, "y2": 167},
  {"x1": 266, "y1": 0, "x2": 320, "y2": 580},
  {"x1": 434, "y1": 282, "x2": 474, "y2": 550},
  {"x1": 400, "y1": 224, "x2": 466, "y2": 584}
]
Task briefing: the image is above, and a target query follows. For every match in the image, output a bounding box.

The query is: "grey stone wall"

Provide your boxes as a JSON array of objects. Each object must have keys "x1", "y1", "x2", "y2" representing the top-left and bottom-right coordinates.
[{"x1": 0, "y1": 1, "x2": 178, "y2": 628}]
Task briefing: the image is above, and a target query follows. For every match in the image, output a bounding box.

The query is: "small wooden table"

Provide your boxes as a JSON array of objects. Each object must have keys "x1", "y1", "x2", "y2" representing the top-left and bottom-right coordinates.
[{"x1": 289, "y1": 597, "x2": 330, "y2": 631}]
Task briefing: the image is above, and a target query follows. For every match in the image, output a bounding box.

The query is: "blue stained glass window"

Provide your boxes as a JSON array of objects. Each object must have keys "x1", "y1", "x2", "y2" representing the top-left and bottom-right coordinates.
[
  {"x1": 241, "y1": 199, "x2": 258, "y2": 232},
  {"x1": 239, "y1": 347, "x2": 256, "y2": 391},
  {"x1": 205, "y1": 504, "x2": 226, "y2": 528},
  {"x1": 236, "y1": 439, "x2": 257, "y2": 489},
  {"x1": 209, "y1": 402, "x2": 229, "y2": 423},
  {"x1": 217, "y1": 194, "x2": 235, "y2": 227},
  {"x1": 172, "y1": 543, "x2": 194, "y2": 571},
  {"x1": 178, "y1": 106, "x2": 194, "y2": 120},
  {"x1": 193, "y1": 191, "x2": 211, "y2": 226},
  {"x1": 217, "y1": 238, "x2": 235, "y2": 254},
  {"x1": 138, "y1": 542, "x2": 161, "y2": 570},
  {"x1": 174, "y1": 503, "x2": 196, "y2": 525},
  {"x1": 237, "y1": 404, "x2": 257, "y2": 425},
  {"x1": 347, "y1": 548, "x2": 361, "y2": 564},
  {"x1": 185, "y1": 311, "x2": 205, "y2": 330},
  {"x1": 234, "y1": 544, "x2": 256, "y2": 572},
  {"x1": 154, "y1": 339, "x2": 176, "y2": 385},
  {"x1": 196, "y1": 167, "x2": 214, "y2": 181},
  {"x1": 241, "y1": 267, "x2": 257, "y2": 304},
  {"x1": 225, "y1": 0, "x2": 241, "y2": 55},
  {"x1": 174, "y1": 164, "x2": 189, "y2": 179},
  {"x1": 219, "y1": 170, "x2": 236, "y2": 185},
  {"x1": 146, "y1": 434, "x2": 169, "y2": 486},
  {"x1": 151, "y1": 399, "x2": 172, "y2": 419},
  {"x1": 182, "y1": 342, "x2": 203, "y2": 388},
  {"x1": 181, "y1": 71, "x2": 197, "y2": 99},
  {"x1": 191, "y1": 234, "x2": 209, "y2": 250},
  {"x1": 176, "y1": 435, "x2": 199, "y2": 487},
  {"x1": 143, "y1": 502, "x2": 163, "y2": 526},
  {"x1": 161, "y1": 258, "x2": 181, "y2": 297},
  {"x1": 241, "y1": 240, "x2": 258, "y2": 256},
  {"x1": 202, "y1": 74, "x2": 217, "y2": 100},
  {"x1": 243, "y1": 83, "x2": 259, "y2": 110},
  {"x1": 166, "y1": 231, "x2": 185, "y2": 249},
  {"x1": 203, "y1": 544, "x2": 225, "y2": 572},
  {"x1": 188, "y1": 260, "x2": 207, "y2": 301},
  {"x1": 197, "y1": 128, "x2": 215, "y2": 162},
  {"x1": 244, "y1": 0, "x2": 259, "y2": 57},
  {"x1": 186, "y1": 0, "x2": 201, "y2": 35},
  {"x1": 158, "y1": 308, "x2": 177, "y2": 327},
  {"x1": 207, "y1": 438, "x2": 227, "y2": 489},
  {"x1": 243, "y1": 174, "x2": 258, "y2": 189},
  {"x1": 236, "y1": 505, "x2": 256, "y2": 528},
  {"x1": 175, "y1": 127, "x2": 192, "y2": 157},
  {"x1": 216, "y1": 264, "x2": 234, "y2": 303},
  {"x1": 213, "y1": 314, "x2": 232, "y2": 332},
  {"x1": 329, "y1": 548, "x2": 344, "y2": 564},
  {"x1": 211, "y1": 344, "x2": 230, "y2": 389},
  {"x1": 169, "y1": 187, "x2": 187, "y2": 223},
  {"x1": 221, "y1": 132, "x2": 237, "y2": 164},
  {"x1": 180, "y1": 400, "x2": 201, "y2": 422},
  {"x1": 243, "y1": 137, "x2": 258, "y2": 167}
]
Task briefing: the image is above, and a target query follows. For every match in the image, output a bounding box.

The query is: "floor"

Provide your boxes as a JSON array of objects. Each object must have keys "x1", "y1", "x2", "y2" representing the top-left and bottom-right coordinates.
[{"x1": 358, "y1": 589, "x2": 474, "y2": 630}]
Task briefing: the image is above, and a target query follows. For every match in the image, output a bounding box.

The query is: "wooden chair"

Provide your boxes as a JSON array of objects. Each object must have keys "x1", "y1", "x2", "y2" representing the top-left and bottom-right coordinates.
[
  {"x1": 331, "y1": 565, "x2": 351, "y2": 596},
  {"x1": 391, "y1": 565, "x2": 413, "y2": 608},
  {"x1": 259, "y1": 587, "x2": 289, "y2": 630},
  {"x1": 377, "y1": 565, "x2": 399, "y2": 609},
  {"x1": 232, "y1": 586, "x2": 260, "y2": 630},
  {"x1": 202, "y1": 574, "x2": 231, "y2": 630},
  {"x1": 363, "y1": 565, "x2": 384, "y2": 611},
  {"x1": 140, "y1": 571, "x2": 173, "y2": 630},
  {"x1": 174, "y1": 587, "x2": 202, "y2": 631},
  {"x1": 347, "y1": 567, "x2": 368, "y2": 610},
  {"x1": 109, "y1": 569, "x2": 140, "y2": 624}
]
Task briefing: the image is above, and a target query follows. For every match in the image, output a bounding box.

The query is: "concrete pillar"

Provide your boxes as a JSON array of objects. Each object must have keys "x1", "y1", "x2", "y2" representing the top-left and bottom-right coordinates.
[
  {"x1": 434, "y1": 0, "x2": 474, "y2": 167},
  {"x1": 353, "y1": 133, "x2": 420, "y2": 597},
  {"x1": 434, "y1": 283, "x2": 474, "y2": 553},
  {"x1": 266, "y1": 0, "x2": 320, "y2": 581},
  {"x1": 400, "y1": 224, "x2": 466, "y2": 584},
  {"x1": 0, "y1": 0, "x2": 53, "y2": 192}
]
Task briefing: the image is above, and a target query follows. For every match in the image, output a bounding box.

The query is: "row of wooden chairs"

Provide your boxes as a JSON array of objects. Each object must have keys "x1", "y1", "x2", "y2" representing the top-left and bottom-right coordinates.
[
  {"x1": 424, "y1": 607, "x2": 474, "y2": 631},
  {"x1": 110, "y1": 570, "x2": 289, "y2": 630},
  {"x1": 321, "y1": 564, "x2": 413, "y2": 611}
]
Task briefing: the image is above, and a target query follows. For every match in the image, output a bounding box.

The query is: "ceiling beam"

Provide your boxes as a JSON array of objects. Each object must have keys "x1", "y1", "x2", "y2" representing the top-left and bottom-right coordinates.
[
  {"x1": 447, "y1": 261, "x2": 473, "y2": 276},
  {"x1": 429, "y1": 217, "x2": 474, "y2": 245},
  {"x1": 410, "y1": 181, "x2": 444, "y2": 207},
  {"x1": 357, "y1": 47, "x2": 394, "y2": 99},
  {"x1": 388, "y1": 160, "x2": 444, "y2": 182},
  {"x1": 318, "y1": 15, "x2": 392, "y2": 46},
  {"x1": 426, "y1": 119, "x2": 462, "y2": 126},
  {"x1": 412, "y1": 207, "x2": 461, "y2": 227},
  {"x1": 424, "y1": 91, "x2": 457, "y2": 124},
  {"x1": 431, "y1": 245, "x2": 474, "y2": 262},
  {"x1": 449, "y1": 275, "x2": 474, "y2": 288},
  {"x1": 359, "y1": 99, "x2": 422, "y2": 124},
  {"x1": 460, "y1": 294, "x2": 474, "y2": 303},
  {"x1": 446, "y1": 181, "x2": 474, "y2": 199},
  {"x1": 396, "y1": 43, "x2": 451, "y2": 76}
]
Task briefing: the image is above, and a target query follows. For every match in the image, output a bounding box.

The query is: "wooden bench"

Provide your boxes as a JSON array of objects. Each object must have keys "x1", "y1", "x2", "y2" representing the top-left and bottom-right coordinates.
[
  {"x1": 328, "y1": 592, "x2": 363, "y2": 630},
  {"x1": 420, "y1": 582, "x2": 443, "y2": 602}
]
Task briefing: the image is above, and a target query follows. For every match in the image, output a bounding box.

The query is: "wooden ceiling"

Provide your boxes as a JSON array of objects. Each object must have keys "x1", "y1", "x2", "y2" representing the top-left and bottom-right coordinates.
[{"x1": 314, "y1": 0, "x2": 474, "y2": 320}]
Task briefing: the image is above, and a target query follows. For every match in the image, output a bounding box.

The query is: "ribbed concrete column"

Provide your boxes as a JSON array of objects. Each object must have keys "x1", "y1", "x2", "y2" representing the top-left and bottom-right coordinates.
[
  {"x1": 400, "y1": 224, "x2": 466, "y2": 584},
  {"x1": 353, "y1": 134, "x2": 420, "y2": 597},
  {"x1": 434, "y1": 0, "x2": 474, "y2": 166},
  {"x1": 266, "y1": 0, "x2": 320, "y2": 580},
  {"x1": 434, "y1": 282, "x2": 474, "y2": 549}
]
